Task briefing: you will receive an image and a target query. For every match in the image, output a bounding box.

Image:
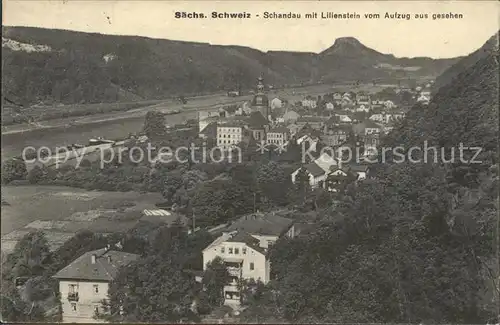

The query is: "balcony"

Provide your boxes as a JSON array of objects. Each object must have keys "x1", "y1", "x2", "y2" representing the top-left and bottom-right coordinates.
[
  {"x1": 224, "y1": 280, "x2": 239, "y2": 292},
  {"x1": 67, "y1": 292, "x2": 79, "y2": 302},
  {"x1": 227, "y1": 266, "x2": 241, "y2": 277}
]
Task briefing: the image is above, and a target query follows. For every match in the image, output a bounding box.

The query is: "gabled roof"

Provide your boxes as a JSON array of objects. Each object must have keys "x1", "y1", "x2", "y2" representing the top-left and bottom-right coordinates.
[
  {"x1": 268, "y1": 126, "x2": 289, "y2": 134},
  {"x1": 314, "y1": 152, "x2": 339, "y2": 173},
  {"x1": 199, "y1": 122, "x2": 217, "y2": 135},
  {"x1": 335, "y1": 110, "x2": 352, "y2": 116},
  {"x1": 304, "y1": 162, "x2": 325, "y2": 177},
  {"x1": 222, "y1": 105, "x2": 239, "y2": 113},
  {"x1": 248, "y1": 111, "x2": 269, "y2": 128},
  {"x1": 350, "y1": 164, "x2": 370, "y2": 172},
  {"x1": 226, "y1": 212, "x2": 294, "y2": 237},
  {"x1": 53, "y1": 249, "x2": 139, "y2": 281},
  {"x1": 225, "y1": 231, "x2": 267, "y2": 255},
  {"x1": 283, "y1": 110, "x2": 300, "y2": 119},
  {"x1": 364, "y1": 120, "x2": 382, "y2": 129},
  {"x1": 296, "y1": 116, "x2": 327, "y2": 123}
]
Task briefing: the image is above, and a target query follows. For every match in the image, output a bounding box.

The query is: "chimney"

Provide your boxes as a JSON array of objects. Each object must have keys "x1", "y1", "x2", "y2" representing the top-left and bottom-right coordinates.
[
  {"x1": 91, "y1": 254, "x2": 96, "y2": 264},
  {"x1": 106, "y1": 244, "x2": 111, "y2": 251},
  {"x1": 107, "y1": 255, "x2": 112, "y2": 263}
]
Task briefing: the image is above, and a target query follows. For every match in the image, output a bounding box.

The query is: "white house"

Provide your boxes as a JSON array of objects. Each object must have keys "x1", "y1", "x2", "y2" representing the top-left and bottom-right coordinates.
[
  {"x1": 53, "y1": 248, "x2": 139, "y2": 323},
  {"x1": 350, "y1": 164, "x2": 369, "y2": 180},
  {"x1": 291, "y1": 152, "x2": 340, "y2": 188},
  {"x1": 325, "y1": 102, "x2": 335, "y2": 110},
  {"x1": 356, "y1": 93, "x2": 371, "y2": 105},
  {"x1": 217, "y1": 122, "x2": 248, "y2": 150},
  {"x1": 290, "y1": 162, "x2": 328, "y2": 188},
  {"x1": 270, "y1": 98, "x2": 283, "y2": 110},
  {"x1": 199, "y1": 111, "x2": 222, "y2": 134},
  {"x1": 355, "y1": 104, "x2": 370, "y2": 112},
  {"x1": 266, "y1": 127, "x2": 289, "y2": 147},
  {"x1": 301, "y1": 98, "x2": 317, "y2": 109},
  {"x1": 334, "y1": 111, "x2": 353, "y2": 123},
  {"x1": 417, "y1": 94, "x2": 430, "y2": 104},
  {"x1": 384, "y1": 100, "x2": 396, "y2": 109},
  {"x1": 369, "y1": 113, "x2": 392, "y2": 124},
  {"x1": 281, "y1": 110, "x2": 301, "y2": 124},
  {"x1": 202, "y1": 213, "x2": 294, "y2": 306}
]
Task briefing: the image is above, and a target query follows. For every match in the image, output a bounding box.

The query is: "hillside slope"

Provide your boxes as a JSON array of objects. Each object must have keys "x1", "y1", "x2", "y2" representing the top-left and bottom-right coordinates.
[
  {"x1": 239, "y1": 30, "x2": 499, "y2": 324},
  {"x1": 433, "y1": 32, "x2": 499, "y2": 91},
  {"x1": 2, "y1": 26, "x2": 459, "y2": 107}
]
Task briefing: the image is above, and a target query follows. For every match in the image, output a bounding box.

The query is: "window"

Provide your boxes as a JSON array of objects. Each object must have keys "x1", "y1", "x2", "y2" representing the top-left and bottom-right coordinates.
[
  {"x1": 250, "y1": 262, "x2": 255, "y2": 270},
  {"x1": 267, "y1": 240, "x2": 274, "y2": 247},
  {"x1": 228, "y1": 247, "x2": 233, "y2": 254},
  {"x1": 71, "y1": 303, "x2": 77, "y2": 312},
  {"x1": 234, "y1": 248, "x2": 239, "y2": 254},
  {"x1": 93, "y1": 284, "x2": 99, "y2": 294},
  {"x1": 242, "y1": 248, "x2": 247, "y2": 255},
  {"x1": 221, "y1": 247, "x2": 225, "y2": 253},
  {"x1": 69, "y1": 284, "x2": 77, "y2": 293},
  {"x1": 94, "y1": 305, "x2": 99, "y2": 315}
]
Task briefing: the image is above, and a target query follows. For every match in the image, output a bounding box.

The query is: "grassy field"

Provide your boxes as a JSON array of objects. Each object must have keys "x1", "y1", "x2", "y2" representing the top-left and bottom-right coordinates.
[{"x1": 1, "y1": 185, "x2": 163, "y2": 236}]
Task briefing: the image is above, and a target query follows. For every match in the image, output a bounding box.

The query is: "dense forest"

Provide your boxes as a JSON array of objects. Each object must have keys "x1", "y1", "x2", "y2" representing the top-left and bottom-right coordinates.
[
  {"x1": 2, "y1": 26, "x2": 459, "y2": 106},
  {"x1": 235, "y1": 33, "x2": 499, "y2": 323}
]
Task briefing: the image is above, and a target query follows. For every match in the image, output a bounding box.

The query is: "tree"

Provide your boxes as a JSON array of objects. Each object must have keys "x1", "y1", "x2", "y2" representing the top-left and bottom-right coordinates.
[
  {"x1": 27, "y1": 165, "x2": 44, "y2": 184},
  {"x1": 143, "y1": 111, "x2": 167, "y2": 139},
  {"x1": 191, "y1": 179, "x2": 253, "y2": 226},
  {"x1": 294, "y1": 167, "x2": 311, "y2": 202},
  {"x1": 8, "y1": 231, "x2": 51, "y2": 280},
  {"x1": 104, "y1": 256, "x2": 198, "y2": 323},
  {"x1": 256, "y1": 161, "x2": 292, "y2": 206},
  {"x1": 202, "y1": 257, "x2": 229, "y2": 307},
  {"x1": 2, "y1": 158, "x2": 27, "y2": 184}
]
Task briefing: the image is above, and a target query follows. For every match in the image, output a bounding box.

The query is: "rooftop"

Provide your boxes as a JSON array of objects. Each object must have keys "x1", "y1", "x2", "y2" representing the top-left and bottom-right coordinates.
[
  {"x1": 226, "y1": 212, "x2": 294, "y2": 237},
  {"x1": 248, "y1": 111, "x2": 269, "y2": 128},
  {"x1": 364, "y1": 120, "x2": 382, "y2": 129},
  {"x1": 297, "y1": 116, "x2": 327, "y2": 123},
  {"x1": 53, "y1": 248, "x2": 139, "y2": 281},
  {"x1": 268, "y1": 127, "x2": 289, "y2": 134},
  {"x1": 304, "y1": 162, "x2": 326, "y2": 177}
]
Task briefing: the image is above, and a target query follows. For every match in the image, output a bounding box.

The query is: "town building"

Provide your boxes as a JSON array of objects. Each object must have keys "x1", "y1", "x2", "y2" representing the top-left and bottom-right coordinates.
[
  {"x1": 355, "y1": 104, "x2": 370, "y2": 113},
  {"x1": 291, "y1": 152, "x2": 340, "y2": 188},
  {"x1": 270, "y1": 97, "x2": 283, "y2": 110},
  {"x1": 353, "y1": 120, "x2": 382, "y2": 137},
  {"x1": 334, "y1": 111, "x2": 353, "y2": 123},
  {"x1": 53, "y1": 247, "x2": 139, "y2": 323},
  {"x1": 202, "y1": 213, "x2": 295, "y2": 306},
  {"x1": 295, "y1": 116, "x2": 327, "y2": 130},
  {"x1": 321, "y1": 124, "x2": 351, "y2": 147},
  {"x1": 266, "y1": 127, "x2": 289, "y2": 147},
  {"x1": 356, "y1": 93, "x2": 371, "y2": 106},
  {"x1": 301, "y1": 97, "x2": 317, "y2": 109},
  {"x1": 247, "y1": 111, "x2": 269, "y2": 142},
  {"x1": 199, "y1": 111, "x2": 223, "y2": 134},
  {"x1": 217, "y1": 122, "x2": 248, "y2": 150},
  {"x1": 364, "y1": 132, "x2": 380, "y2": 156},
  {"x1": 280, "y1": 110, "x2": 301, "y2": 124},
  {"x1": 250, "y1": 77, "x2": 270, "y2": 120},
  {"x1": 325, "y1": 166, "x2": 358, "y2": 192}
]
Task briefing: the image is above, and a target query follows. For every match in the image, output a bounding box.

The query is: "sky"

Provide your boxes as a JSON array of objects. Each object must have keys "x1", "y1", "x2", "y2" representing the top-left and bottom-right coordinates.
[{"x1": 3, "y1": 0, "x2": 499, "y2": 59}]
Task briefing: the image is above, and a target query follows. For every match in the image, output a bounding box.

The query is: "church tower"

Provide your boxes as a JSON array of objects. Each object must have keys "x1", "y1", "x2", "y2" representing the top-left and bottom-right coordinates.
[{"x1": 250, "y1": 76, "x2": 270, "y2": 120}]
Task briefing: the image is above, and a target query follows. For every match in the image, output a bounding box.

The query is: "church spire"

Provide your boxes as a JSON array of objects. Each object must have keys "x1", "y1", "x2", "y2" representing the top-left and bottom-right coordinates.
[{"x1": 256, "y1": 76, "x2": 265, "y2": 94}]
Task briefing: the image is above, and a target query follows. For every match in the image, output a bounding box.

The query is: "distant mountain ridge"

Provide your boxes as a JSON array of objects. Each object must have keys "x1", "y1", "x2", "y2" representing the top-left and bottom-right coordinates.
[{"x1": 2, "y1": 26, "x2": 461, "y2": 106}]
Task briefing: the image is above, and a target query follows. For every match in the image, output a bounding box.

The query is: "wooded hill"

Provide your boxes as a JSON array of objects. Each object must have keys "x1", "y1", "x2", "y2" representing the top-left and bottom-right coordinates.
[{"x1": 2, "y1": 26, "x2": 459, "y2": 106}]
